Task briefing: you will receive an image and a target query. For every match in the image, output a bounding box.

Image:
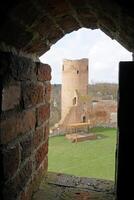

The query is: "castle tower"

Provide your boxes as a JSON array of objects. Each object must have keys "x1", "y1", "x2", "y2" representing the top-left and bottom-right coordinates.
[{"x1": 61, "y1": 58, "x2": 89, "y2": 124}]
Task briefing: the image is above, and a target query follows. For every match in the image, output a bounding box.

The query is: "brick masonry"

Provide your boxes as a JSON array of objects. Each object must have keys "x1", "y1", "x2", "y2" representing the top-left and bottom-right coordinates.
[
  {"x1": 89, "y1": 100, "x2": 117, "y2": 127},
  {"x1": 0, "y1": 51, "x2": 51, "y2": 200}
]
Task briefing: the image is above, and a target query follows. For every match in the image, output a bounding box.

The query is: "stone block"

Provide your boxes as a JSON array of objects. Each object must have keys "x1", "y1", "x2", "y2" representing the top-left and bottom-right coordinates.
[
  {"x1": 20, "y1": 180, "x2": 33, "y2": 200},
  {"x1": 37, "y1": 63, "x2": 51, "y2": 81},
  {"x1": 33, "y1": 127, "x2": 44, "y2": 149},
  {"x1": 56, "y1": 15, "x2": 79, "y2": 33},
  {"x1": 0, "y1": 110, "x2": 36, "y2": 144},
  {"x1": 20, "y1": 134, "x2": 33, "y2": 162},
  {"x1": 44, "y1": 82, "x2": 51, "y2": 103},
  {"x1": 19, "y1": 160, "x2": 32, "y2": 188},
  {"x1": 3, "y1": 161, "x2": 32, "y2": 200},
  {"x1": 32, "y1": 160, "x2": 47, "y2": 193},
  {"x1": 43, "y1": 156, "x2": 48, "y2": 174},
  {"x1": 3, "y1": 144, "x2": 20, "y2": 181},
  {"x1": 3, "y1": 160, "x2": 32, "y2": 200},
  {"x1": 45, "y1": 0, "x2": 70, "y2": 16},
  {"x1": 2, "y1": 82, "x2": 21, "y2": 111},
  {"x1": 37, "y1": 104, "x2": 50, "y2": 126},
  {"x1": 10, "y1": 54, "x2": 37, "y2": 81},
  {"x1": 44, "y1": 124, "x2": 49, "y2": 141},
  {"x1": 22, "y1": 82, "x2": 44, "y2": 108},
  {"x1": 3, "y1": 173, "x2": 20, "y2": 200},
  {"x1": 35, "y1": 141, "x2": 48, "y2": 170}
]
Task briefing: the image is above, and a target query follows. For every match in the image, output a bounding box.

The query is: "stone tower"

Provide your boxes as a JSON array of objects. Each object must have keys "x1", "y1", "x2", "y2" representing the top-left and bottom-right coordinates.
[{"x1": 61, "y1": 58, "x2": 89, "y2": 124}]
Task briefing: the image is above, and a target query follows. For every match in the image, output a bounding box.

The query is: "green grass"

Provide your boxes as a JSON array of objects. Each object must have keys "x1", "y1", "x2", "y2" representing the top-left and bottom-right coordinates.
[{"x1": 48, "y1": 127, "x2": 117, "y2": 180}]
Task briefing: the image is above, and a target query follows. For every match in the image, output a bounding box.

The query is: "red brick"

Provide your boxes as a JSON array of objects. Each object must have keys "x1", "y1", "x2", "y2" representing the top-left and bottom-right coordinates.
[
  {"x1": 3, "y1": 173, "x2": 20, "y2": 200},
  {"x1": 37, "y1": 63, "x2": 51, "y2": 81},
  {"x1": 3, "y1": 160, "x2": 32, "y2": 200},
  {"x1": 43, "y1": 156, "x2": 48, "y2": 173},
  {"x1": 32, "y1": 156, "x2": 48, "y2": 192},
  {"x1": 37, "y1": 104, "x2": 50, "y2": 126},
  {"x1": 44, "y1": 124, "x2": 49, "y2": 141},
  {"x1": 20, "y1": 180, "x2": 33, "y2": 200},
  {"x1": 32, "y1": 166, "x2": 44, "y2": 192},
  {"x1": 19, "y1": 160, "x2": 32, "y2": 188},
  {"x1": 20, "y1": 134, "x2": 33, "y2": 162},
  {"x1": 3, "y1": 144, "x2": 20, "y2": 181},
  {"x1": 0, "y1": 110, "x2": 36, "y2": 144},
  {"x1": 44, "y1": 82, "x2": 51, "y2": 103},
  {"x1": 33, "y1": 127, "x2": 44, "y2": 149},
  {"x1": 46, "y1": 0, "x2": 70, "y2": 16},
  {"x1": 20, "y1": 189, "x2": 31, "y2": 200},
  {"x1": 35, "y1": 141, "x2": 48, "y2": 169},
  {"x1": 22, "y1": 82, "x2": 43, "y2": 108},
  {"x1": 2, "y1": 82, "x2": 21, "y2": 111},
  {"x1": 11, "y1": 54, "x2": 37, "y2": 81}
]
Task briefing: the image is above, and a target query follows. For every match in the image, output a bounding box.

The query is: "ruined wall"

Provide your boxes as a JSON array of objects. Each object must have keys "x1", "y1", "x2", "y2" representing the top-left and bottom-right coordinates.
[
  {"x1": 0, "y1": 51, "x2": 51, "y2": 200},
  {"x1": 89, "y1": 100, "x2": 117, "y2": 127},
  {"x1": 61, "y1": 58, "x2": 88, "y2": 123}
]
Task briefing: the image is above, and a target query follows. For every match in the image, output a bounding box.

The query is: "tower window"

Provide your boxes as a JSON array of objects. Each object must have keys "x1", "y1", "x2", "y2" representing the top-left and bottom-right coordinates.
[
  {"x1": 83, "y1": 116, "x2": 86, "y2": 123},
  {"x1": 77, "y1": 70, "x2": 79, "y2": 74},
  {"x1": 62, "y1": 65, "x2": 64, "y2": 71},
  {"x1": 73, "y1": 97, "x2": 77, "y2": 105}
]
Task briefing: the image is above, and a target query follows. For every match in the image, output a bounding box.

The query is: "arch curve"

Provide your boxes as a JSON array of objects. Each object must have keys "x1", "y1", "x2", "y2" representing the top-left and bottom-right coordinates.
[{"x1": 0, "y1": 0, "x2": 134, "y2": 55}]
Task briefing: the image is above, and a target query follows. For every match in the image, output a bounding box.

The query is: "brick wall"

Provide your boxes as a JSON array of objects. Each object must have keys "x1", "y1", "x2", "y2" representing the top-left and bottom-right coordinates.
[
  {"x1": 89, "y1": 100, "x2": 117, "y2": 127},
  {"x1": 0, "y1": 52, "x2": 51, "y2": 200}
]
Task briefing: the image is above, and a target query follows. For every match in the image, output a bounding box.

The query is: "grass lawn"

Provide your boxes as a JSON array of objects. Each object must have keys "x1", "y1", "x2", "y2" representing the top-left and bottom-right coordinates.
[{"x1": 48, "y1": 127, "x2": 117, "y2": 180}]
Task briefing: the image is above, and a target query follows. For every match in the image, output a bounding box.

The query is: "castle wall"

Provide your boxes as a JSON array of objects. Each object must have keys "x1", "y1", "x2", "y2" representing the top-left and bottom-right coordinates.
[
  {"x1": 0, "y1": 51, "x2": 51, "y2": 200},
  {"x1": 89, "y1": 100, "x2": 117, "y2": 127}
]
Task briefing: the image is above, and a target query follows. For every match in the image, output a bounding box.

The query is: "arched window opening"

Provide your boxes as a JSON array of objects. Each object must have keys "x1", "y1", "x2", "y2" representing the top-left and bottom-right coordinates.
[{"x1": 39, "y1": 27, "x2": 131, "y2": 193}]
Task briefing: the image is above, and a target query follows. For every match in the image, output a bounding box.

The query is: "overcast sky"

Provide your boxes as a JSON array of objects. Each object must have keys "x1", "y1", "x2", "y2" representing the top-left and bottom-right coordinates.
[{"x1": 39, "y1": 28, "x2": 132, "y2": 84}]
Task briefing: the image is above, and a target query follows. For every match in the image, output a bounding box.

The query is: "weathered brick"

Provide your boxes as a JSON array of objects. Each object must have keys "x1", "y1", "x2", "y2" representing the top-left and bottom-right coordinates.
[
  {"x1": 35, "y1": 141, "x2": 48, "y2": 169},
  {"x1": 20, "y1": 180, "x2": 33, "y2": 200},
  {"x1": 43, "y1": 156, "x2": 48, "y2": 174},
  {"x1": 37, "y1": 63, "x2": 51, "y2": 81},
  {"x1": 19, "y1": 160, "x2": 32, "y2": 188},
  {"x1": 3, "y1": 160, "x2": 32, "y2": 200},
  {"x1": 3, "y1": 144, "x2": 20, "y2": 181},
  {"x1": 22, "y1": 82, "x2": 43, "y2": 108},
  {"x1": 2, "y1": 82, "x2": 21, "y2": 111},
  {"x1": 33, "y1": 127, "x2": 44, "y2": 149},
  {"x1": 32, "y1": 157, "x2": 48, "y2": 192},
  {"x1": 10, "y1": 54, "x2": 37, "y2": 81},
  {"x1": 44, "y1": 124, "x2": 49, "y2": 141},
  {"x1": 3, "y1": 173, "x2": 20, "y2": 200},
  {"x1": 37, "y1": 104, "x2": 50, "y2": 126},
  {"x1": 0, "y1": 110, "x2": 36, "y2": 144},
  {"x1": 20, "y1": 134, "x2": 33, "y2": 162},
  {"x1": 44, "y1": 82, "x2": 51, "y2": 103}
]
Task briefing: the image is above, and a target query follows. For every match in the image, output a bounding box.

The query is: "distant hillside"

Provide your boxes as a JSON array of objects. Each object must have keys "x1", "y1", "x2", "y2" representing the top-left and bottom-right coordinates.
[
  {"x1": 50, "y1": 83, "x2": 118, "y2": 127},
  {"x1": 89, "y1": 83, "x2": 118, "y2": 100}
]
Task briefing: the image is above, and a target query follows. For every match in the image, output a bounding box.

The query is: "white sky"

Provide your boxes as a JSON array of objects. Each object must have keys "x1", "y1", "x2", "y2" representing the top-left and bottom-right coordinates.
[{"x1": 39, "y1": 28, "x2": 132, "y2": 84}]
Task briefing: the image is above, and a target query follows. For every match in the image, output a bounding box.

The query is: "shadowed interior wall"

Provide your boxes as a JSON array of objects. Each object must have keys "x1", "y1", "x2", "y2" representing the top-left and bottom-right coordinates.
[
  {"x1": 0, "y1": 1, "x2": 134, "y2": 55},
  {"x1": 0, "y1": 51, "x2": 51, "y2": 200},
  {"x1": 0, "y1": 0, "x2": 134, "y2": 199}
]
